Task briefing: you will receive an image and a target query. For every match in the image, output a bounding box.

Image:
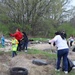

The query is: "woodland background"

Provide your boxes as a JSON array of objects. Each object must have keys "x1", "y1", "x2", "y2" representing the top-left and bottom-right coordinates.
[{"x1": 0, "y1": 0, "x2": 75, "y2": 38}]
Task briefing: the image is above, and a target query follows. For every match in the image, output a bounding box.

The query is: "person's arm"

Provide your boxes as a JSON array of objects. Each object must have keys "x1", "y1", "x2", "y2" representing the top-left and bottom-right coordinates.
[
  {"x1": 10, "y1": 32, "x2": 17, "y2": 37},
  {"x1": 16, "y1": 40, "x2": 19, "y2": 44},
  {"x1": 49, "y1": 39, "x2": 55, "y2": 43},
  {"x1": 49, "y1": 35, "x2": 58, "y2": 43}
]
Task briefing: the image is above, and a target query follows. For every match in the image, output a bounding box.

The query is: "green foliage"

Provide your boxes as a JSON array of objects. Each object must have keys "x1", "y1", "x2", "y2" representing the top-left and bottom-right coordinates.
[
  {"x1": 43, "y1": 19, "x2": 56, "y2": 37},
  {"x1": 8, "y1": 23, "x2": 22, "y2": 32},
  {"x1": 0, "y1": 22, "x2": 9, "y2": 36},
  {"x1": 0, "y1": 0, "x2": 73, "y2": 38},
  {"x1": 21, "y1": 24, "x2": 32, "y2": 34},
  {"x1": 0, "y1": 14, "x2": 10, "y2": 23},
  {"x1": 58, "y1": 22, "x2": 75, "y2": 38},
  {"x1": 8, "y1": 23, "x2": 32, "y2": 34}
]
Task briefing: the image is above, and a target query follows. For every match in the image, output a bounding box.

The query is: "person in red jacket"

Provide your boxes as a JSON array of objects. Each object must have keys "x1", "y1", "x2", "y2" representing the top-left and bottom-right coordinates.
[{"x1": 10, "y1": 28, "x2": 23, "y2": 51}]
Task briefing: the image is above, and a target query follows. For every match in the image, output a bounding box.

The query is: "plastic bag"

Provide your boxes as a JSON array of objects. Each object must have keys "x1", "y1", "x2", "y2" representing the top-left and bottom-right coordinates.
[
  {"x1": 72, "y1": 47, "x2": 75, "y2": 52},
  {"x1": 62, "y1": 58, "x2": 74, "y2": 72}
]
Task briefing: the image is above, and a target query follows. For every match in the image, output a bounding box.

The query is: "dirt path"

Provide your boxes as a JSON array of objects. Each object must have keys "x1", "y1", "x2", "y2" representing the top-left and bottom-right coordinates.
[{"x1": 28, "y1": 43, "x2": 56, "y2": 51}]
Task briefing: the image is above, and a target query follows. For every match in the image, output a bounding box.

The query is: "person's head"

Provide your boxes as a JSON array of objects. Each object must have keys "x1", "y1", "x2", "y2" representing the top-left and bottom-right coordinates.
[
  {"x1": 55, "y1": 31, "x2": 61, "y2": 35},
  {"x1": 12, "y1": 37, "x2": 15, "y2": 40},
  {"x1": 22, "y1": 32, "x2": 27, "y2": 36},
  {"x1": 60, "y1": 32, "x2": 66, "y2": 39},
  {"x1": 55, "y1": 31, "x2": 65, "y2": 39},
  {"x1": 62, "y1": 30, "x2": 67, "y2": 38},
  {"x1": 16, "y1": 28, "x2": 20, "y2": 32},
  {"x1": 62, "y1": 30, "x2": 65, "y2": 33}
]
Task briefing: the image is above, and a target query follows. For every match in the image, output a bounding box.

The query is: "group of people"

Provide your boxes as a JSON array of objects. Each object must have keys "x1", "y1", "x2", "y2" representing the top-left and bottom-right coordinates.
[
  {"x1": 9, "y1": 28, "x2": 28, "y2": 57},
  {"x1": 0, "y1": 28, "x2": 73, "y2": 74},
  {"x1": 0, "y1": 28, "x2": 29, "y2": 57},
  {"x1": 49, "y1": 31, "x2": 69, "y2": 74}
]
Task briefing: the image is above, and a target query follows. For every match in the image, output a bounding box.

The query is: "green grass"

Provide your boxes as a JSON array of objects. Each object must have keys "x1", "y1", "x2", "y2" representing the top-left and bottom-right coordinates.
[
  {"x1": 27, "y1": 49, "x2": 75, "y2": 75},
  {"x1": 0, "y1": 48, "x2": 75, "y2": 75},
  {"x1": 29, "y1": 37, "x2": 49, "y2": 41},
  {"x1": 0, "y1": 44, "x2": 2, "y2": 48},
  {"x1": 0, "y1": 51, "x2": 5, "y2": 55},
  {"x1": 27, "y1": 49, "x2": 57, "y2": 59},
  {"x1": 52, "y1": 70, "x2": 75, "y2": 75}
]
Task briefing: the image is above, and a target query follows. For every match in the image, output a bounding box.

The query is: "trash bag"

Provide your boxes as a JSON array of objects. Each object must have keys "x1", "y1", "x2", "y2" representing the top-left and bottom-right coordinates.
[
  {"x1": 72, "y1": 47, "x2": 75, "y2": 52},
  {"x1": 53, "y1": 42, "x2": 56, "y2": 46},
  {"x1": 62, "y1": 58, "x2": 74, "y2": 72}
]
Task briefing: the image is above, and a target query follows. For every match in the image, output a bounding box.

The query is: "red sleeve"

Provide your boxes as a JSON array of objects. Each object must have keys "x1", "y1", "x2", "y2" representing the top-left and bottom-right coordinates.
[{"x1": 10, "y1": 32, "x2": 17, "y2": 37}]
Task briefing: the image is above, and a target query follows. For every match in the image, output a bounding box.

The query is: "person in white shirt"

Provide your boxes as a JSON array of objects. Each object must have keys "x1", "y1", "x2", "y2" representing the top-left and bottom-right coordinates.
[{"x1": 49, "y1": 31, "x2": 69, "y2": 74}]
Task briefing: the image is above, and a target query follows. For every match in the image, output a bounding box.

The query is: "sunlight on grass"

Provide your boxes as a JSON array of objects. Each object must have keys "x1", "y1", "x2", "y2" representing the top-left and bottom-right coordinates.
[
  {"x1": 0, "y1": 48, "x2": 75, "y2": 75},
  {"x1": 27, "y1": 49, "x2": 57, "y2": 59},
  {"x1": 52, "y1": 69, "x2": 75, "y2": 75},
  {"x1": 29, "y1": 37, "x2": 49, "y2": 41}
]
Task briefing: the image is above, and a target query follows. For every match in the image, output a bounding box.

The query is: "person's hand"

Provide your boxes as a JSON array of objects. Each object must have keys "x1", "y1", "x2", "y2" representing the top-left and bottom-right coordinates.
[
  {"x1": 8, "y1": 33, "x2": 11, "y2": 35},
  {"x1": 9, "y1": 33, "x2": 12, "y2": 36},
  {"x1": 49, "y1": 42, "x2": 51, "y2": 44},
  {"x1": 53, "y1": 42, "x2": 56, "y2": 46},
  {"x1": 48, "y1": 40, "x2": 51, "y2": 44}
]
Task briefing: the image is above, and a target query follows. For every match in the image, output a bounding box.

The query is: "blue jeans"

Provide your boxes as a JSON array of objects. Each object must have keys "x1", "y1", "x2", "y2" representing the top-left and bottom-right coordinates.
[
  {"x1": 22, "y1": 41, "x2": 28, "y2": 50},
  {"x1": 56, "y1": 48, "x2": 69, "y2": 71},
  {"x1": 12, "y1": 51, "x2": 17, "y2": 57},
  {"x1": 1, "y1": 41, "x2": 5, "y2": 47}
]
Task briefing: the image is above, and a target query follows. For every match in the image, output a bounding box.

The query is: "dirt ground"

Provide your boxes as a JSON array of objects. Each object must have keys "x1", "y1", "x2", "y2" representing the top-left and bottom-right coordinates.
[
  {"x1": 28, "y1": 43, "x2": 56, "y2": 50},
  {"x1": 0, "y1": 43, "x2": 75, "y2": 75},
  {"x1": 0, "y1": 52, "x2": 55, "y2": 75}
]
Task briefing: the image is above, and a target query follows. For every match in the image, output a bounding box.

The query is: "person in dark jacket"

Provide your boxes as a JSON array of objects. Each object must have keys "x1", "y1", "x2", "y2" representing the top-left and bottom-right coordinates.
[{"x1": 21, "y1": 32, "x2": 28, "y2": 52}]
